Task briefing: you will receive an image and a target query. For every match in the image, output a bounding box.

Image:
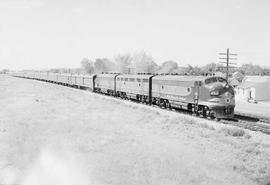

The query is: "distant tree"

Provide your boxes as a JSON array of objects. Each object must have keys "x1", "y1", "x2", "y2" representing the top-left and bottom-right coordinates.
[
  {"x1": 158, "y1": 60, "x2": 179, "y2": 73},
  {"x1": 183, "y1": 65, "x2": 202, "y2": 75},
  {"x1": 0, "y1": 69, "x2": 9, "y2": 74},
  {"x1": 201, "y1": 63, "x2": 219, "y2": 75},
  {"x1": 239, "y1": 63, "x2": 263, "y2": 75},
  {"x1": 94, "y1": 58, "x2": 116, "y2": 73},
  {"x1": 262, "y1": 68, "x2": 270, "y2": 76},
  {"x1": 48, "y1": 68, "x2": 61, "y2": 73},
  {"x1": 114, "y1": 53, "x2": 132, "y2": 73},
  {"x1": 81, "y1": 58, "x2": 94, "y2": 74},
  {"x1": 94, "y1": 58, "x2": 107, "y2": 73},
  {"x1": 132, "y1": 51, "x2": 158, "y2": 73},
  {"x1": 172, "y1": 66, "x2": 188, "y2": 75},
  {"x1": 252, "y1": 65, "x2": 264, "y2": 75}
]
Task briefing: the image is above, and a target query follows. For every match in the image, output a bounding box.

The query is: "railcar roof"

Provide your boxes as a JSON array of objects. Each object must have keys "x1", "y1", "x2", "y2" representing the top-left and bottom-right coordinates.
[
  {"x1": 70, "y1": 74, "x2": 96, "y2": 78},
  {"x1": 117, "y1": 74, "x2": 154, "y2": 79},
  {"x1": 53, "y1": 73, "x2": 70, "y2": 76},
  {"x1": 96, "y1": 73, "x2": 119, "y2": 78},
  {"x1": 47, "y1": 73, "x2": 58, "y2": 75},
  {"x1": 153, "y1": 75, "x2": 208, "y2": 82}
]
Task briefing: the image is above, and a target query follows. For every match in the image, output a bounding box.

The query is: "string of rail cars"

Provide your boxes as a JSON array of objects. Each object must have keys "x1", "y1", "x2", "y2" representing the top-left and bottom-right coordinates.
[{"x1": 12, "y1": 72, "x2": 270, "y2": 134}]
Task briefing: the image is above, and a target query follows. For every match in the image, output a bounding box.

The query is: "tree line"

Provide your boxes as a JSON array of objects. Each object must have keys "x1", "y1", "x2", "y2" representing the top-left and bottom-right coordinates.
[
  {"x1": 12, "y1": 51, "x2": 269, "y2": 76},
  {"x1": 78, "y1": 51, "x2": 270, "y2": 76}
]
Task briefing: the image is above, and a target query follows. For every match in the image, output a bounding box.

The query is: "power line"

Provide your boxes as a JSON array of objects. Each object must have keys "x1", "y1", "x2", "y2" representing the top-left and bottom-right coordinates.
[{"x1": 218, "y1": 48, "x2": 237, "y2": 81}]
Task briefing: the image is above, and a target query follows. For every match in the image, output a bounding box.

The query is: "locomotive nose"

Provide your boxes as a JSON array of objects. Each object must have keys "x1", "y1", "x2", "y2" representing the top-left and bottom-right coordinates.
[
  {"x1": 209, "y1": 83, "x2": 234, "y2": 97},
  {"x1": 209, "y1": 83, "x2": 225, "y2": 96}
]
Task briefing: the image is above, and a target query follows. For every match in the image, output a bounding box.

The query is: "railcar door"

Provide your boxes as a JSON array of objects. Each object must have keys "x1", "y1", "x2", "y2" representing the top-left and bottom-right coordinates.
[
  {"x1": 250, "y1": 88, "x2": 255, "y2": 100},
  {"x1": 114, "y1": 74, "x2": 120, "y2": 95},
  {"x1": 194, "y1": 81, "x2": 201, "y2": 113}
]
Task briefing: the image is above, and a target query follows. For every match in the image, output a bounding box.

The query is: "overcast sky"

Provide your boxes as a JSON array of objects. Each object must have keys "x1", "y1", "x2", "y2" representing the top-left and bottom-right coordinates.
[{"x1": 0, "y1": 0, "x2": 270, "y2": 70}]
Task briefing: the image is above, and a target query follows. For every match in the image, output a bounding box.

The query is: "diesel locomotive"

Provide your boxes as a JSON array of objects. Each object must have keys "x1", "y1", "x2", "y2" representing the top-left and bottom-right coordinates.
[{"x1": 13, "y1": 72, "x2": 235, "y2": 119}]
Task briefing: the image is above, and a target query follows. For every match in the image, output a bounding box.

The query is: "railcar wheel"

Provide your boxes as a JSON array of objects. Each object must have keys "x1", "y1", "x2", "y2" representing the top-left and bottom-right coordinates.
[
  {"x1": 159, "y1": 99, "x2": 165, "y2": 108},
  {"x1": 136, "y1": 95, "x2": 140, "y2": 102},
  {"x1": 165, "y1": 100, "x2": 171, "y2": 110},
  {"x1": 202, "y1": 107, "x2": 209, "y2": 118}
]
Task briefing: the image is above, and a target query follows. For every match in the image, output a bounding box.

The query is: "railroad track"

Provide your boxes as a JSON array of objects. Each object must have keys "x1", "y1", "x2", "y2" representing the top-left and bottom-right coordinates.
[
  {"x1": 14, "y1": 75, "x2": 270, "y2": 135},
  {"x1": 172, "y1": 108, "x2": 270, "y2": 135},
  {"x1": 107, "y1": 94, "x2": 270, "y2": 135},
  {"x1": 172, "y1": 109, "x2": 270, "y2": 135},
  {"x1": 220, "y1": 114, "x2": 270, "y2": 134},
  {"x1": 235, "y1": 112, "x2": 270, "y2": 124}
]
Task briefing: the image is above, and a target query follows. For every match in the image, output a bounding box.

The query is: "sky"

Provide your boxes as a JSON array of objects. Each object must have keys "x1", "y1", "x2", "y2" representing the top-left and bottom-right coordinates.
[{"x1": 0, "y1": 0, "x2": 270, "y2": 70}]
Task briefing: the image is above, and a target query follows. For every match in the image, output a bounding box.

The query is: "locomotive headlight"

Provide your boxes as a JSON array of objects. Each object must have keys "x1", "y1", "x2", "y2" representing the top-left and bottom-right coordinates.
[
  {"x1": 210, "y1": 90, "x2": 220, "y2": 96},
  {"x1": 225, "y1": 92, "x2": 230, "y2": 97}
]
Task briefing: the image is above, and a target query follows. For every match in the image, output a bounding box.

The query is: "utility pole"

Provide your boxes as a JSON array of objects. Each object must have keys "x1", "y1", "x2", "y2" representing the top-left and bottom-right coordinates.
[{"x1": 219, "y1": 48, "x2": 237, "y2": 81}]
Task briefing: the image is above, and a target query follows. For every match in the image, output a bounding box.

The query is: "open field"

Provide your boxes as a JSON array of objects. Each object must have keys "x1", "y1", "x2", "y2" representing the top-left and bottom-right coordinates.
[{"x1": 1, "y1": 75, "x2": 270, "y2": 185}]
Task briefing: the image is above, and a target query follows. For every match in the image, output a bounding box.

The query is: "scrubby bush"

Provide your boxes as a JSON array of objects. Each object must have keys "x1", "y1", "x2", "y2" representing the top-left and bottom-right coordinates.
[
  {"x1": 198, "y1": 122, "x2": 215, "y2": 130},
  {"x1": 221, "y1": 127, "x2": 246, "y2": 137}
]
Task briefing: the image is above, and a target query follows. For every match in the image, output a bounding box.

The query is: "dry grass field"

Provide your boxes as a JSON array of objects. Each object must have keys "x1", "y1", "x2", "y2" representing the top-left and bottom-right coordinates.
[{"x1": 1, "y1": 75, "x2": 270, "y2": 185}]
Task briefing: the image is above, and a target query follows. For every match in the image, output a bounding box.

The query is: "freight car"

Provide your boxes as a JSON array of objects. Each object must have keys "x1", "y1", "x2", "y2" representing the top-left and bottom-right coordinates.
[{"x1": 13, "y1": 72, "x2": 235, "y2": 119}]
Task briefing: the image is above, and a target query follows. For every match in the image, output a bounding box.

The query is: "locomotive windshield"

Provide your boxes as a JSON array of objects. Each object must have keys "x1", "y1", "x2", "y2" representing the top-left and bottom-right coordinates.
[
  {"x1": 217, "y1": 77, "x2": 227, "y2": 84},
  {"x1": 205, "y1": 77, "x2": 228, "y2": 85}
]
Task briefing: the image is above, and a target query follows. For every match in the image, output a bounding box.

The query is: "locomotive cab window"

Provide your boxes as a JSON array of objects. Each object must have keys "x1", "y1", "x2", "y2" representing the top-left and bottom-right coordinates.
[
  {"x1": 205, "y1": 77, "x2": 217, "y2": 84},
  {"x1": 217, "y1": 77, "x2": 227, "y2": 85}
]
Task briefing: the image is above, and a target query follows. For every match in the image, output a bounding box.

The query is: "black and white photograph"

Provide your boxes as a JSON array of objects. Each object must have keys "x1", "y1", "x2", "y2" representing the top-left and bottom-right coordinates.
[{"x1": 1, "y1": 0, "x2": 270, "y2": 184}]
